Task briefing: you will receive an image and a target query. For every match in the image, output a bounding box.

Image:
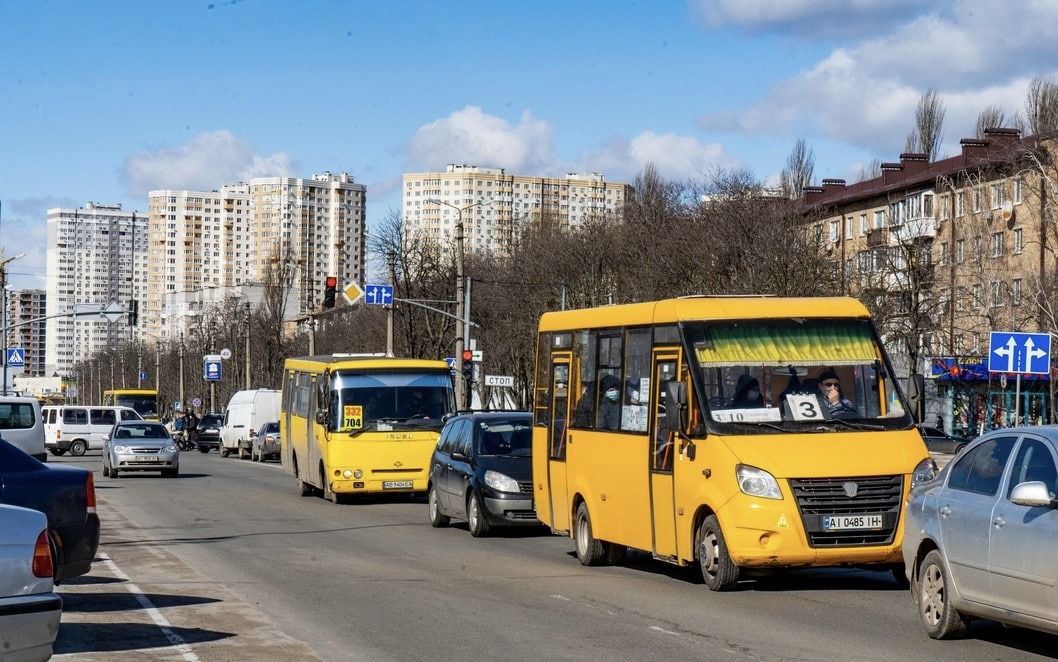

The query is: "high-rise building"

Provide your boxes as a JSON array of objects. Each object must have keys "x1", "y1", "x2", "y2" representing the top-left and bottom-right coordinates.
[
  {"x1": 402, "y1": 165, "x2": 631, "y2": 254},
  {"x1": 44, "y1": 203, "x2": 148, "y2": 380},
  {"x1": 145, "y1": 171, "x2": 366, "y2": 341},
  {"x1": 4, "y1": 288, "x2": 47, "y2": 378}
]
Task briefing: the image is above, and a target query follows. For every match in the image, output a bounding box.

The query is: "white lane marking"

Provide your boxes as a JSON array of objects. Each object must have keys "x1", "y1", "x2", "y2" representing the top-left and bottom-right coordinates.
[{"x1": 101, "y1": 552, "x2": 201, "y2": 661}]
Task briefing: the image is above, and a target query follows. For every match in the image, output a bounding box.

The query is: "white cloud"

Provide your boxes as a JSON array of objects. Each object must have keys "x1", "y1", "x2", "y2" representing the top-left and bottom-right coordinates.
[
  {"x1": 580, "y1": 132, "x2": 738, "y2": 182},
  {"x1": 121, "y1": 130, "x2": 297, "y2": 197},
  {"x1": 406, "y1": 106, "x2": 559, "y2": 174}
]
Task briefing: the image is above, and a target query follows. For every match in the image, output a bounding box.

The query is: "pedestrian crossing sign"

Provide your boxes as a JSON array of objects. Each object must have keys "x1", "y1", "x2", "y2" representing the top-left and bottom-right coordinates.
[{"x1": 5, "y1": 348, "x2": 24, "y2": 367}]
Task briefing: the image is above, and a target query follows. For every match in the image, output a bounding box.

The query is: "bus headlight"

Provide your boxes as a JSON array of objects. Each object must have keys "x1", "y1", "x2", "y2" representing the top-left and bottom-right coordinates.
[
  {"x1": 343, "y1": 469, "x2": 353, "y2": 479},
  {"x1": 484, "y1": 470, "x2": 519, "y2": 493},
  {"x1": 353, "y1": 469, "x2": 363, "y2": 479},
  {"x1": 736, "y1": 464, "x2": 782, "y2": 500},
  {"x1": 910, "y1": 457, "x2": 938, "y2": 489}
]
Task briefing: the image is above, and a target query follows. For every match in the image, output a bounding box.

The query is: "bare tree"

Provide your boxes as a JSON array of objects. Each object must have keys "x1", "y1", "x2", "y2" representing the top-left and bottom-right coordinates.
[
  {"x1": 1025, "y1": 75, "x2": 1058, "y2": 139},
  {"x1": 905, "y1": 89, "x2": 946, "y2": 160},
  {"x1": 780, "y1": 139, "x2": 815, "y2": 199},
  {"x1": 975, "y1": 105, "x2": 1008, "y2": 137}
]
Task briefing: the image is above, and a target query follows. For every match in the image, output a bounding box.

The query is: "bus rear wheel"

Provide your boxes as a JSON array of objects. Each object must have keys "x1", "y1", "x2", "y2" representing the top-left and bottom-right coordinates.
[
  {"x1": 698, "y1": 514, "x2": 740, "y2": 591},
  {"x1": 574, "y1": 503, "x2": 607, "y2": 566}
]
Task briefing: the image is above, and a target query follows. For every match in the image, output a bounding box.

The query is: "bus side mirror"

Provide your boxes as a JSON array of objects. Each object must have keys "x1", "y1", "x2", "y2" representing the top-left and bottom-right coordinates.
[
  {"x1": 906, "y1": 373, "x2": 925, "y2": 423},
  {"x1": 315, "y1": 409, "x2": 327, "y2": 426},
  {"x1": 663, "y1": 380, "x2": 687, "y2": 434}
]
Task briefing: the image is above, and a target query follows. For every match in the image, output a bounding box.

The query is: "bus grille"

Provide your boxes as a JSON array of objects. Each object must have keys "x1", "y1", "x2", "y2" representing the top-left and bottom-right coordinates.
[{"x1": 788, "y1": 475, "x2": 903, "y2": 547}]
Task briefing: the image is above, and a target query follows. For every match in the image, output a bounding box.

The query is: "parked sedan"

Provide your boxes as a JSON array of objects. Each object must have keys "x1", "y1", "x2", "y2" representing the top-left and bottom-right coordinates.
[
  {"x1": 0, "y1": 504, "x2": 62, "y2": 662},
  {"x1": 428, "y1": 411, "x2": 539, "y2": 537},
  {"x1": 0, "y1": 437, "x2": 100, "y2": 583},
  {"x1": 903, "y1": 425, "x2": 1058, "y2": 639},
  {"x1": 251, "y1": 421, "x2": 280, "y2": 462},
  {"x1": 918, "y1": 425, "x2": 972, "y2": 455},
  {"x1": 102, "y1": 421, "x2": 180, "y2": 478}
]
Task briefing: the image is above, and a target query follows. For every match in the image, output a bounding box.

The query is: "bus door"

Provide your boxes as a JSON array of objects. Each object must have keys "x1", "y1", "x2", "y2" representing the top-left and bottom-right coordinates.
[
  {"x1": 649, "y1": 352, "x2": 679, "y2": 560},
  {"x1": 546, "y1": 353, "x2": 572, "y2": 533}
]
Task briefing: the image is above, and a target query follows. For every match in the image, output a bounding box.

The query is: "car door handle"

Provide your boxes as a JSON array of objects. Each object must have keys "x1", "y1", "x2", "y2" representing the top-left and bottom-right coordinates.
[
  {"x1": 993, "y1": 516, "x2": 1006, "y2": 528},
  {"x1": 939, "y1": 505, "x2": 951, "y2": 517}
]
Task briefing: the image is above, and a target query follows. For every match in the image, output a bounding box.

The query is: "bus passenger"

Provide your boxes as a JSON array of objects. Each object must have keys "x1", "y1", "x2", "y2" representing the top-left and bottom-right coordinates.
[
  {"x1": 732, "y1": 374, "x2": 763, "y2": 408},
  {"x1": 818, "y1": 368, "x2": 857, "y2": 419},
  {"x1": 597, "y1": 374, "x2": 622, "y2": 430}
]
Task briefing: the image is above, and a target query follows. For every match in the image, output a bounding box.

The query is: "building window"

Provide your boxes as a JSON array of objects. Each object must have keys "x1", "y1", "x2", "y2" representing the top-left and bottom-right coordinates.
[
  {"x1": 973, "y1": 187, "x2": 982, "y2": 212},
  {"x1": 955, "y1": 334, "x2": 964, "y2": 354},
  {"x1": 991, "y1": 281, "x2": 1004, "y2": 307},
  {"x1": 939, "y1": 194, "x2": 950, "y2": 220},
  {"x1": 939, "y1": 241, "x2": 949, "y2": 265},
  {"x1": 956, "y1": 191, "x2": 965, "y2": 217},
  {"x1": 1014, "y1": 228, "x2": 1023, "y2": 254},
  {"x1": 873, "y1": 210, "x2": 885, "y2": 229},
  {"x1": 955, "y1": 287, "x2": 965, "y2": 312},
  {"x1": 990, "y1": 232, "x2": 1004, "y2": 258},
  {"x1": 972, "y1": 236, "x2": 982, "y2": 261},
  {"x1": 923, "y1": 193, "x2": 933, "y2": 217},
  {"x1": 829, "y1": 219, "x2": 840, "y2": 243},
  {"x1": 1015, "y1": 177, "x2": 1024, "y2": 203},
  {"x1": 845, "y1": 217, "x2": 853, "y2": 239},
  {"x1": 1013, "y1": 278, "x2": 1022, "y2": 306},
  {"x1": 955, "y1": 239, "x2": 965, "y2": 264},
  {"x1": 990, "y1": 181, "x2": 1005, "y2": 209},
  {"x1": 860, "y1": 213, "x2": 868, "y2": 235},
  {"x1": 972, "y1": 284, "x2": 982, "y2": 310}
]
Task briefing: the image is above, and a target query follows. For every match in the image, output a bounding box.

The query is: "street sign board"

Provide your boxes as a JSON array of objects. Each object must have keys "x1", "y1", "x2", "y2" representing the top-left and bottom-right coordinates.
[
  {"x1": 204, "y1": 358, "x2": 222, "y2": 381},
  {"x1": 364, "y1": 284, "x2": 394, "y2": 305},
  {"x1": 484, "y1": 375, "x2": 514, "y2": 387},
  {"x1": 445, "y1": 357, "x2": 456, "y2": 374},
  {"x1": 5, "y1": 348, "x2": 24, "y2": 367},
  {"x1": 343, "y1": 282, "x2": 364, "y2": 305},
  {"x1": 989, "y1": 331, "x2": 1052, "y2": 375}
]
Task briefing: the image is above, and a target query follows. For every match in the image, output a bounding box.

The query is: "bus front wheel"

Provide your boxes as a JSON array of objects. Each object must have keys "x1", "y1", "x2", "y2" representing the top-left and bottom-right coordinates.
[
  {"x1": 574, "y1": 503, "x2": 607, "y2": 566},
  {"x1": 698, "y1": 514, "x2": 740, "y2": 591},
  {"x1": 293, "y1": 455, "x2": 313, "y2": 497}
]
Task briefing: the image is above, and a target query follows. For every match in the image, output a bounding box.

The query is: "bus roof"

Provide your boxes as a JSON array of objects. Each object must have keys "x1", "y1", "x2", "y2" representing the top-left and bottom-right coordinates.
[
  {"x1": 284, "y1": 355, "x2": 452, "y2": 372},
  {"x1": 537, "y1": 296, "x2": 871, "y2": 332}
]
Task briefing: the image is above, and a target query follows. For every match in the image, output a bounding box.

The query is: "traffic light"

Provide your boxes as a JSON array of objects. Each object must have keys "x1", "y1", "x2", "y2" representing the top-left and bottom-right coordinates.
[
  {"x1": 127, "y1": 300, "x2": 139, "y2": 326},
  {"x1": 323, "y1": 276, "x2": 337, "y2": 309},
  {"x1": 460, "y1": 348, "x2": 474, "y2": 384}
]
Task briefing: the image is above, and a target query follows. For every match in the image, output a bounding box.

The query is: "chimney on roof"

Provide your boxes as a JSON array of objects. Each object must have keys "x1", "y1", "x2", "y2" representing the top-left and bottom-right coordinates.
[
  {"x1": 802, "y1": 185, "x2": 825, "y2": 204},
  {"x1": 960, "y1": 138, "x2": 989, "y2": 158},
  {"x1": 983, "y1": 127, "x2": 1021, "y2": 143},
  {"x1": 899, "y1": 153, "x2": 929, "y2": 175},
  {"x1": 881, "y1": 162, "x2": 903, "y2": 185}
]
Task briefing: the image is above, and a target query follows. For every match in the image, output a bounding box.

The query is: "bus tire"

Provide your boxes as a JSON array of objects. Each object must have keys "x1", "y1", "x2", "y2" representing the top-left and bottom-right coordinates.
[
  {"x1": 574, "y1": 503, "x2": 606, "y2": 566},
  {"x1": 69, "y1": 439, "x2": 87, "y2": 457},
  {"x1": 467, "y1": 492, "x2": 490, "y2": 537},
  {"x1": 321, "y1": 465, "x2": 340, "y2": 504},
  {"x1": 428, "y1": 485, "x2": 449, "y2": 527},
  {"x1": 293, "y1": 455, "x2": 313, "y2": 496},
  {"x1": 698, "y1": 514, "x2": 740, "y2": 591}
]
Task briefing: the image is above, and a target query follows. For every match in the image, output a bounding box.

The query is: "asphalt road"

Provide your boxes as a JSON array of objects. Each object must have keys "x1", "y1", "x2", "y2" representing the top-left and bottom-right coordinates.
[{"x1": 47, "y1": 449, "x2": 1055, "y2": 662}]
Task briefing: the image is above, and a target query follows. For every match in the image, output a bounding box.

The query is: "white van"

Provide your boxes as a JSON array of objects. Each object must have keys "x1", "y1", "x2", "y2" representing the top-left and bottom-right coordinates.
[
  {"x1": 42, "y1": 405, "x2": 143, "y2": 456},
  {"x1": 220, "y1": 389, "x2": 280, "y2": 459},
  {"x1": 0, "y1": 396, "x2": 46, "y2": 461}
]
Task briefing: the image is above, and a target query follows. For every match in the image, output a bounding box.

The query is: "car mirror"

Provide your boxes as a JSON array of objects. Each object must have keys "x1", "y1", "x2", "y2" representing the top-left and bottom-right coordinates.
[
  {"x1": 1010, "y1": 481, "x2": 1057, "y2": 508},
  {"x1": 451, "y1": 451, "x2": 469, "y2": 463}
]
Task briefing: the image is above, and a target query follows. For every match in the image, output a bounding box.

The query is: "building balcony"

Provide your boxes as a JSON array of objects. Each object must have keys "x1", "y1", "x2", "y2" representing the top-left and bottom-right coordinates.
[{"x1": 888, "y1": 216, "x2": 936, "y2": 244}]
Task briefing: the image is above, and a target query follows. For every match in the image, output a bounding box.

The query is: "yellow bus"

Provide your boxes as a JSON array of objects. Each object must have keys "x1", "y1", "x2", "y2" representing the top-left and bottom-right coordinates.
[
  {"x1": 532, "y1": 296, "x2": 936, "y2": 590},
  {"x1": 280, "y1": 354, "x2": 456, "y2": 503},
  {"x1": 102, "y1": 388, "x2": 160, "y2": 421}
]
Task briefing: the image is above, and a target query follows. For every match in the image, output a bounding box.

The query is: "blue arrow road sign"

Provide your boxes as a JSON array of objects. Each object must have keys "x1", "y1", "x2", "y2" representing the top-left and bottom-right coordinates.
[
  {"x1": 5, "y1": 348, "x2": 25, "y2": 367},
  {"x1": 989, "y1": 331, "x2": 1052, "y2": 375},
  {"x1": 364, "y1": 284, "x2": 394, "y2": 305}
]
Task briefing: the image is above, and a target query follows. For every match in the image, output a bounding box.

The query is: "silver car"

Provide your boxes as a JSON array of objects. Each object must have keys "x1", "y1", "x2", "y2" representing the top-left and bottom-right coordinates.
[
  {"x1": 0, "y1": 503, "x2": 62, "y2": 661},
  {"x1": 250, "y1": 421, "x2": 280, "y2": 462},
  {"x1": 102, "y1": 421, "x2": 180, "y2": 478},
  {"x1": 902, "y1": 425, "x2": 1058, "y2": 639}
]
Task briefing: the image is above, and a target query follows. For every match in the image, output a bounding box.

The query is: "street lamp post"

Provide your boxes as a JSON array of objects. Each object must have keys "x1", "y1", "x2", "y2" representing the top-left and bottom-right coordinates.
[
  {"x1": 425, "y1": 198, "x2": 494, "y2": 409},
  {"x1": 0, "y1": 253, "x2": 26, "y2": 395}
]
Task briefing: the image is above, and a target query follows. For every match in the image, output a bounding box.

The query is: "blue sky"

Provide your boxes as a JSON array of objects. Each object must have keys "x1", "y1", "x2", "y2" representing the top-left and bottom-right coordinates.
[{"x1": 2, "y1": 0, "x2": 1057, "y2": 289}]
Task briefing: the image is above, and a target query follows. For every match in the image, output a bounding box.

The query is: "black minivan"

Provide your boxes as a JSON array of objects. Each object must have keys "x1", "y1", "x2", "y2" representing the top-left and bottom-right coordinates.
[{"x1": 428, "y1": 411, "x2": 539, "y2": 536}]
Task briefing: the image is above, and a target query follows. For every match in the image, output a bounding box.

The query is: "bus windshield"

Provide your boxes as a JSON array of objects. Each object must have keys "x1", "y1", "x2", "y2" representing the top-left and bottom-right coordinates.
[
  {"x1": 683, "y1": 318, "x2": 912, "y2": 430},
  {"x1": 329, "y1": 370, "x2": 454, "y2": 433}
]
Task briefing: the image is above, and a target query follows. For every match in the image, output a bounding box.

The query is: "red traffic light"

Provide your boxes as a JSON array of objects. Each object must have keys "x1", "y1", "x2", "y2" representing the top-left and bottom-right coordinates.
[
  {"x1": 461, "y1": 349, "x2": 474, "y2": 362},
  {"x1": 325, "y1": 276, "x2": 338, "y2": 288}
]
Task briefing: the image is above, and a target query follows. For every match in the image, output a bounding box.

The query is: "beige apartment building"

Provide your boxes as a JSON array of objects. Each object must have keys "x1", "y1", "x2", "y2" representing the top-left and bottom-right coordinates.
[
  {"x1": 799, "y1": 128, "x2": 1057, "y2": 436},
  {"x1": 145, "y1": 171, "x2": 366, "y2": 342},
  {"x1": 402, "y1": 164, "x2": 632, "y2": 254}
]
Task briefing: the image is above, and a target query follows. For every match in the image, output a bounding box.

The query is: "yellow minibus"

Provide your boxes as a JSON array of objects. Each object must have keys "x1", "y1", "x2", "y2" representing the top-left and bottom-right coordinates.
[
  {"x1": 280, "y1": 354, "x2": 456, "y2": 503},
  {"x1": 102, "y1": 389, "x2": 160, "y2": 421},
  {"x1": 532, "y1": 296, "x2": 935, "y2": 590}
]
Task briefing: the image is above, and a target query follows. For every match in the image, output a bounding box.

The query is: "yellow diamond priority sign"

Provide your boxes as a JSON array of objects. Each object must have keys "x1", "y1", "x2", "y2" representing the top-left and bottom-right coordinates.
[{"x1": 343, "y1": 282, "x2": 364, "y2": 305}]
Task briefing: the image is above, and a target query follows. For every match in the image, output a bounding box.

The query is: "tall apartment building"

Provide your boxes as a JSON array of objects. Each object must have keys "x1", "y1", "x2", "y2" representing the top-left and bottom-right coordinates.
[
  {"x1": 44, "y1": 203, "x2": 148, "y2": 379},
  {"x1": 145, "y1": 171, "x2": 367, "y2": 342},
  {"x1": 402, "y1": 164, "x2": 632, "y2": 254},
  {"x1": 799, "y1": 128, "x2": 1054, "y2": 437},
  {"x1": 4, "y1": 289, "x2": 47, "y2": 378}
]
